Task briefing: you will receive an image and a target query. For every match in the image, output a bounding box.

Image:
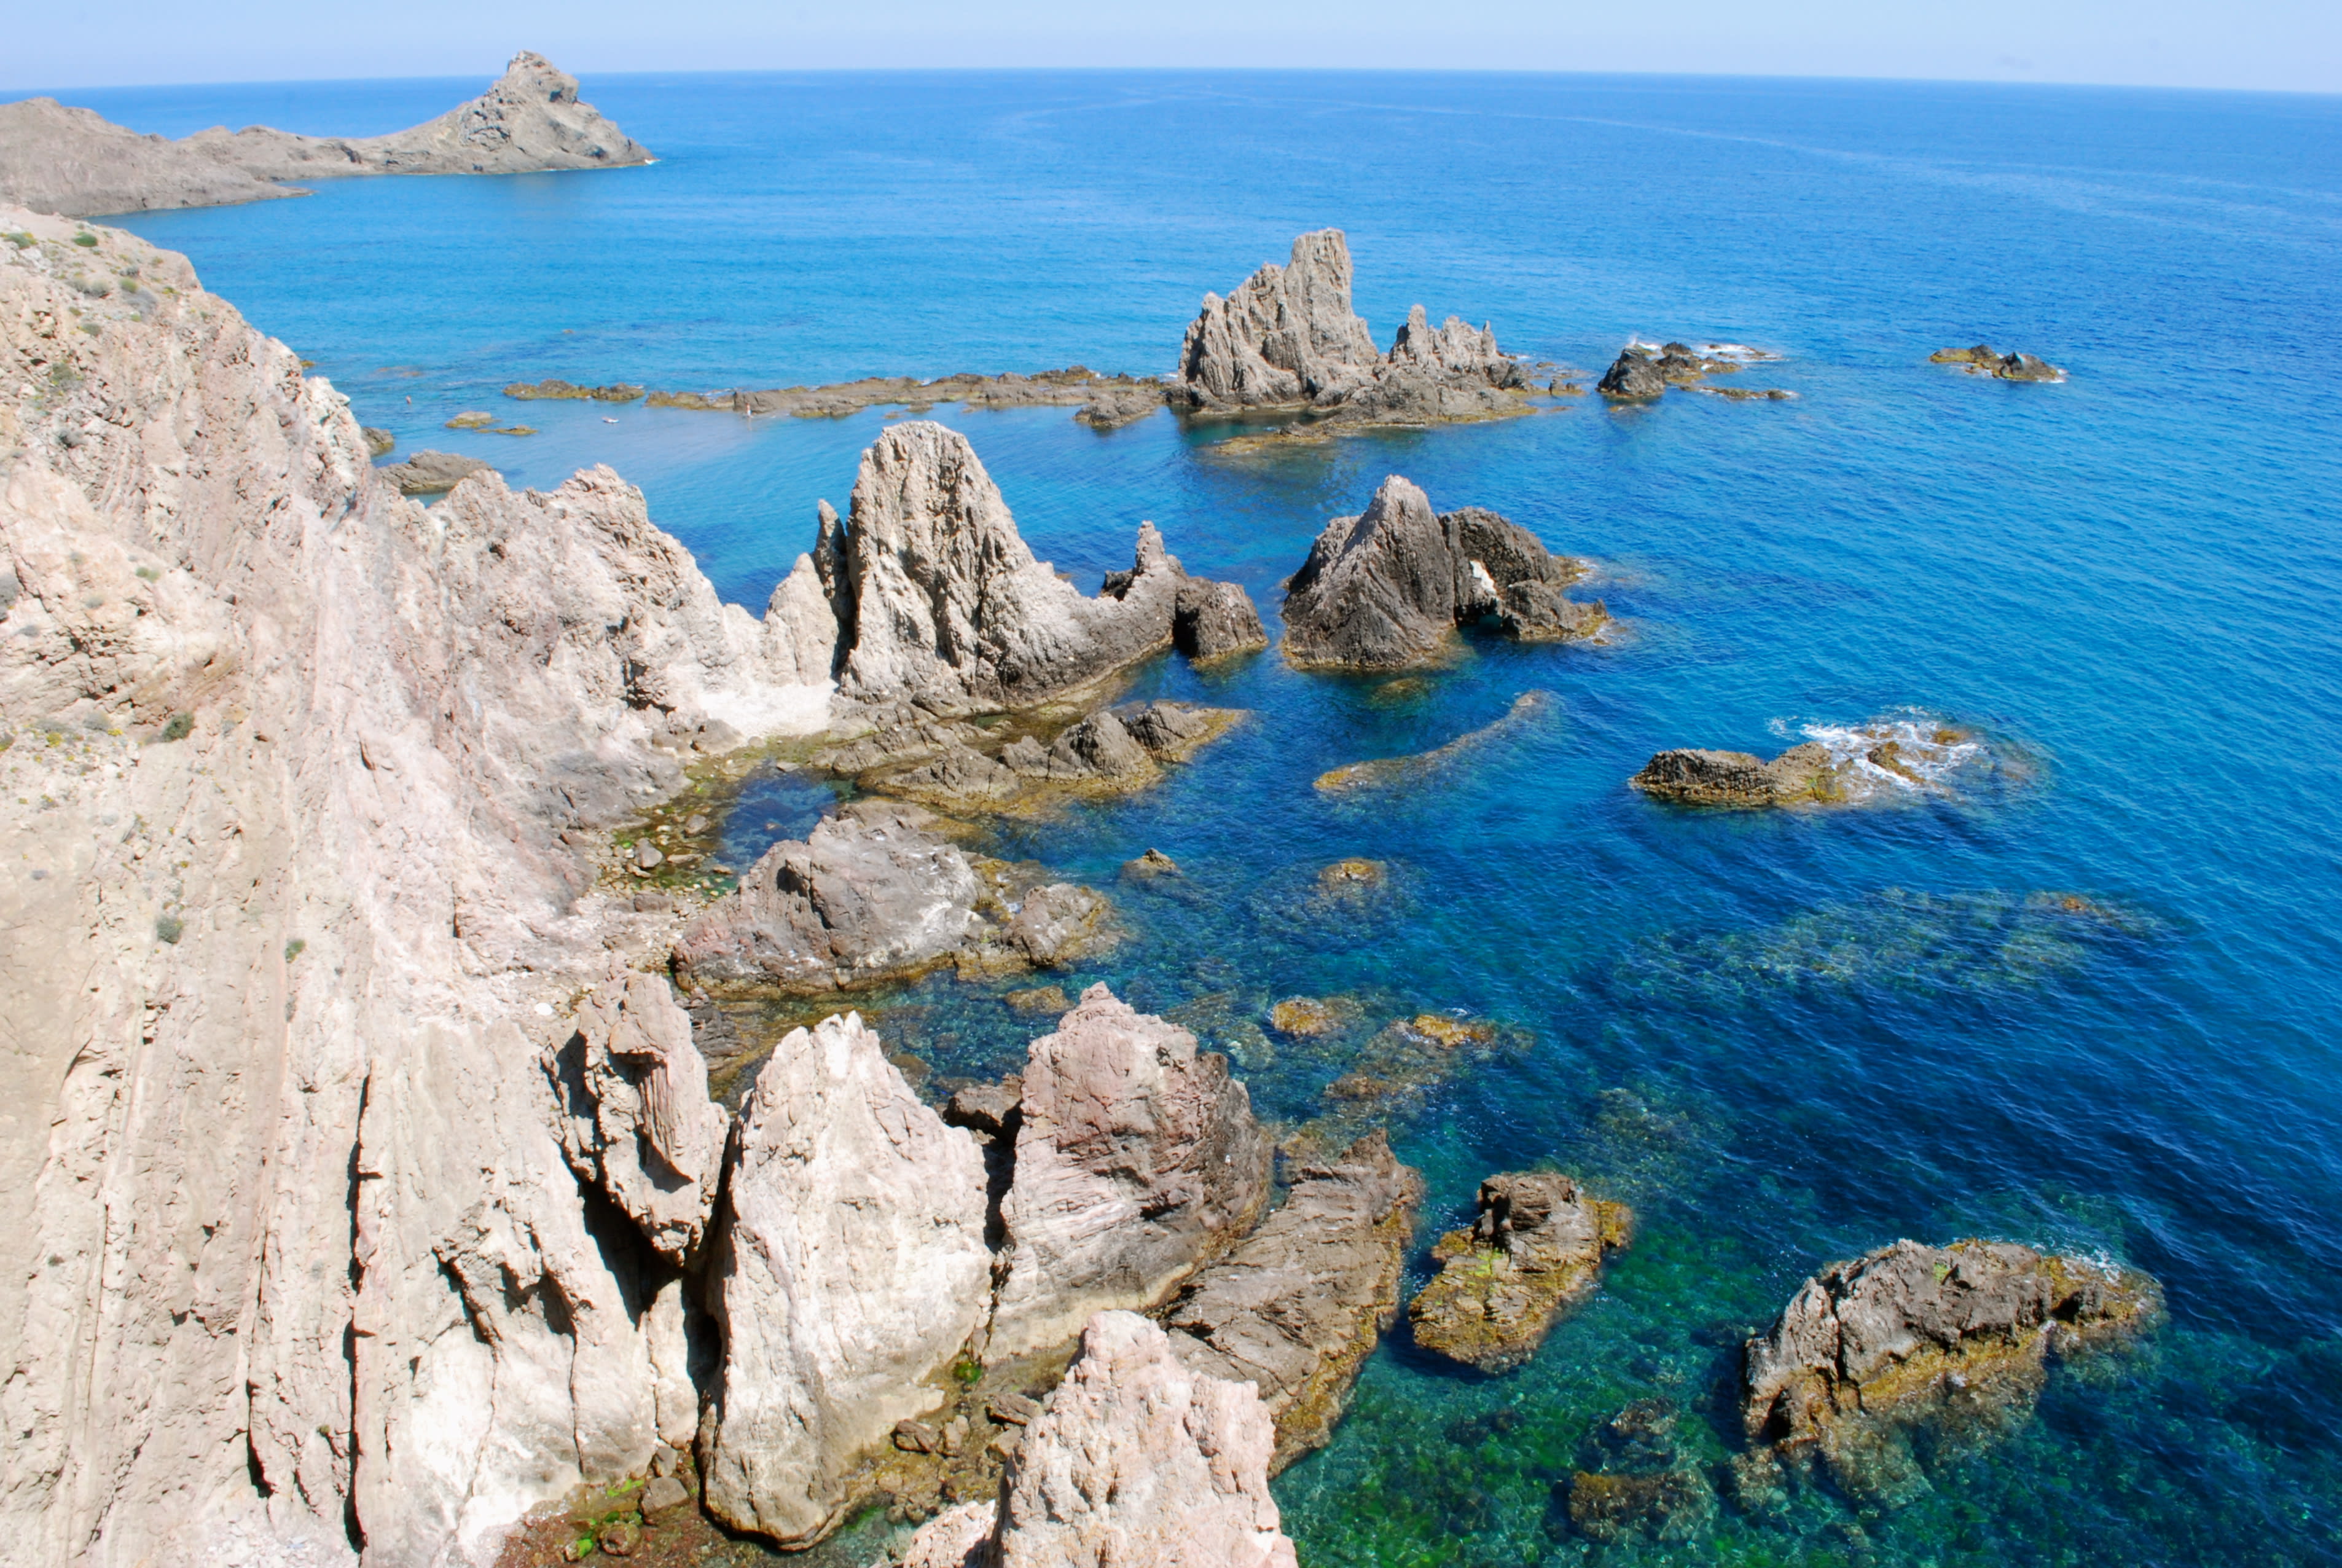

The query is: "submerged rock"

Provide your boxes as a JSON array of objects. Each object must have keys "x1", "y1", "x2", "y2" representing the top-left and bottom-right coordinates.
[
  {"x1": 377, "y1": 448, "x2": 492, "y2": 495},
  {"x1": 1742, "y1": 1237, "x2": 2161, "y2": 1506},
  {"x1": 1282, "y1": 477, "x2": 1602, "y2": 668},
  {"x1": 1408, "y1": 1171, "x2": 1632, "y2": 1373},
  {"x1": 1315, "y1": 689, "x2": 1556, "y2": 793},
  {"x1": 1171, "y1": 229, "x2": 1529, "y2": 426},
  {"x1": 1164, "y1": 1131, "x2": 1424, "y2": 1468},
  {"x1": 987, "y1": 985, "x2": 1273, "y2": 1359},
  {"x1": 1629, "y1": 742, "x2": 1837, "y2": 806},
  {"x1": 701, "y1": 1013, "x2": 992, "y2": 1545}
]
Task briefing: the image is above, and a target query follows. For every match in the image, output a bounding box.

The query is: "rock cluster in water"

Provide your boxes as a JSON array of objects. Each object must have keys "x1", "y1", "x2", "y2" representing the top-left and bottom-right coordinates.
[
  {"x1": 1408, "y1": 1170, "x2": 1632, "y2": 1373},
  {"x1": 1630, "y1": 742, "x2": 1838, "y2": 806},
  {"x1": 1597, "y1": 340, "x2": 1790, "y2": 401},
  {"x1": 0, "y1": 52, "x2": 649, "y2": 217},
  {"x1": 1172, "y1": 229, "x2": 1531, "y2": 426},
  {"x1": 1741, "y1": 1237, "x2": 2161, "y2": 1507},
  {"x1": 1282, "y1": 475, "x2": 1605, "y2": 667},
  {"x1": 1931, "y1": 343, "x2": 2064, "y2": 381}
]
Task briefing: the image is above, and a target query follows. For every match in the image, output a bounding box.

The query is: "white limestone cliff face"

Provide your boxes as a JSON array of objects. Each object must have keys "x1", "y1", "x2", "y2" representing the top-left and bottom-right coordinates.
[
  {"x1": 699, "y1": 1013, "x2": 990, "y2": 1546},
  {"x1": 0, "y1": 205, "x2": 828, "y2": 1566}
]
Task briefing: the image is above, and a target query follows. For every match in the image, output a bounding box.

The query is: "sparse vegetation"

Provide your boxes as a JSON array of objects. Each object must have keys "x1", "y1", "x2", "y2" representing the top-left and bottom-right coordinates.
[
  {"x1": 284, "y1": 938, "x2": 306, "y2": 962},
  {"x1": 159, "y1": 711, "x2": 195, "y2": 742},
  {"x1": 155, "y1": 914, "x2": 184, "y2": 944},
  {"x1": 72, "y1": 232, "x2": 98, "y2": 248}
]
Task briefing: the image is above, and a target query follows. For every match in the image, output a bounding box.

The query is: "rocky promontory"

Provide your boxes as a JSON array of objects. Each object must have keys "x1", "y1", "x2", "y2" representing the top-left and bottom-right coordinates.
[
  {"x1": 1408, "y1": 1170, "x2": 1632, "y2": 1373},
  {"x1": 1172, "y1": 229, "x2": 1532, "y2": 428},
  {"x1": 1282, "y1": 475, "x2": 1605, "y2": 668},
  {"x1": 0, "y1": 52, "x2": 648, "y2": 218},
  {"x1": 1741, "y1": 1237, "x2": 2160, "y2": 1506}
]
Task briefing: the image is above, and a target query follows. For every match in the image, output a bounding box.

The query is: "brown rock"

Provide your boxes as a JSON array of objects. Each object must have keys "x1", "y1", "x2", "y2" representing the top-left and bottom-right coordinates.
[
  {"x1": 1629, "y1": 742, "x2": 1838, "y2": 807},
  {"x1": 1408, "y1": 1172, "x2": 1632, "y2": 1373}
]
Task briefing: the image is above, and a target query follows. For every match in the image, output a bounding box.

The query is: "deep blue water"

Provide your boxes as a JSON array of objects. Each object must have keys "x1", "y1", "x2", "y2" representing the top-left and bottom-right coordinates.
[{"x1": 79, "y1": 68, "x2": 2342, "y2": 1566}]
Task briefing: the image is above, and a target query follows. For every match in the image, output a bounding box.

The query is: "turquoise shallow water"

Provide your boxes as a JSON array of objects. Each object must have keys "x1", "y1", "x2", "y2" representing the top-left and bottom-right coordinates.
[{"x1": 79, "y1": 68, "x2": 2342, "y2": 1566}]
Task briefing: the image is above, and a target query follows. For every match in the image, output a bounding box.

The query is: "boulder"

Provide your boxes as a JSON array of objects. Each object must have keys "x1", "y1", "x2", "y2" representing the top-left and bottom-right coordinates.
[
  {"x1": 377, "y1": 449, "x2": 492, "y2": 495},
  {"x1": 1075, "y1": 385, "x2": 1166, "y2": 428},
  {"x1": 1282, "y1": 476, "x2": 1602, "y2": 668},
  {"x1": 361, "y1": 426, "x2": 394, "y2": 457},
  {"x1": 987, "y1": 985, "x2": 1273, "y2": 1358},
  {"x1": 1164, "y1": 1131, "x2": 1424, "y2": 1468},
  {"x1": 1628, "y1": 742, "x2": 1838, "y2": 807},
  {"x1": 1742, "y1": 1237, "x2": 2160, "y2": 1506},
  {"x1": 1174, "y1": 576, "x2": 1269, "y2": 659},
  {"x1": 1408, "y1": 1171, "x2": 1632, "y2": 1373},
  {"x1": 542, "y1": 969, "x2": 728, "y2": 1265},
  {"x1": 700, "y1": 1013, "x2": 991, "y2": 1546},
  {"x1": 1597, "y1": 349, "x2": 1669, "y2": 401}
]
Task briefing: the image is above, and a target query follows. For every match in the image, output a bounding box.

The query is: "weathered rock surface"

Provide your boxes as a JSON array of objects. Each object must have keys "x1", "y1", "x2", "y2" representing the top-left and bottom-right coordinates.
[
  {"x1": 544, "y1": 969, "x2": 728, "y2": 1265},
  {"x1": 1172, "y1": 229, "x2": 1528, "y2": 426},
  {"x1": 987, "y1": 985, "x2": 1273, "y2": 1359},
  {"x1": 1597, "y1": 348, "x2": 1670, "y2": 401},
  {"x1": 1174, "y1": 576, "x2": 1269, "y2": 659},
  {"x1": 1408, "y1": 1171, "x2": 1632, "y2": 1373},
  {"x1": 1282, "y1": 476, "x2": 1604, "y2": 668},
  {"x1": 1164, "y1": 1131, "x2": 1424, "y2": 1468},
  {"x1": 503, "y1": 377, "x2": 646, "y2": 402},
  {"x1": 873, "y1": 698, "x2": 1245, "y2": 816},
  {"x1": 1931, "y1": 344, "x2": 2065, "y2": 382},
  {"x1": 0, "y1": 206, "x2": 834, "y2": 1566},
  {"x1": 902, "y1": 1311, "x2": 1299, "y2": 1568},
  {"x1": 361, "y1": 425, "x2": 396, "y2": 457},
  {"x1": 1076, "y1": 383, "x2": 1168, "y2": 429},
  {"x1": 701, "y1": 1013, "x2": 991, "y2": 1546},
  {"x1": 1, "y1": 53, "x2": 648, "y2": 218},
  {"x1": 1629, "y1": 742, "x2": 1838, "y2": 807},
  {"x1": 378, "y1": 447, "x2": 493, "y2": 494},
  {"x1": 1742, "y1": 1237, "x2": 2159, "y2": 1505},
  {"x1": 646, "y1": 366, "x2": 1163, "y2": 423}
]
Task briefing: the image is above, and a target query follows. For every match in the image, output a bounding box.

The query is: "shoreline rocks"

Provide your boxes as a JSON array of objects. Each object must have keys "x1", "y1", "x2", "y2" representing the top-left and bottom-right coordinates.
[
  {"x1": 1282, "y1": 476, "x2": 1605, "y2": 668},
  {"x1": 1931, "y1": 344, "x2": 2064, "y2": 382},
  {"x1": 1599, "y1": 340, "x2": 1788, "y2": 402},
  {"x1": 1408, "y1": 1171, "x2": 1632, "y2": 1373},
  {"x1": 1164, "y1": 1131, "x2": 1424, "y2": 1469},
  {"x1": 1, "y1": 52, "x2": 648, "y2": 218},
  {"x1": 1742, "y1": 1237, "x2": 2160, "y2": 1506},
  {"x1": 637, "y1": 366, "x2": 1167, "y2": 426}
]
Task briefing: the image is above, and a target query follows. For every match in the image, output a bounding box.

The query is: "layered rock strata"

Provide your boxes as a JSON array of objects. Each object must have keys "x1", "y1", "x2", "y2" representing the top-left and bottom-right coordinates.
[
  {"x1": 1, "y1": 53, "x2": 648, "y2": 218},
  {"x1": 700, "y1": 1013, "x2": 991, "y2": 1546},
  {"x1": 987, "y1": 985, "x2": 1274, "y2": 1359},
  {"x1": 903, "y1": 1311, "x2": 1299, "y2": 1568},
  {"x1": 0, "y1": 205, "x2": 836, "y2": 1565},
  {"x1": 1408, "y1": 1171, "x2": 1632, "y2": 1373},
  {"x1": 1629, "y1": 742, "x2": 1837, "y2": 806},
  {"x1": 1172, "y1": 229, "x2": 1530, "y2": 425},
  {"x1": 1931, "y1": 344, "x2": 2064, "y2": 382},
  {"x1": 1164, "y1": 1131, "x2": 1424, "y2": 1468},
  {"x1": 1741, "y1": 1237, "x2": 2160, "y2": 1506},
  {"x1": 1282, "y1": 475, "x2": 1605, "y2": 668}
]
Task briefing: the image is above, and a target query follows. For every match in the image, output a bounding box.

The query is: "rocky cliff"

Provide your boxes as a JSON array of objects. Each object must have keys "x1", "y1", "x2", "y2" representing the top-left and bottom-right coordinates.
[{"x1": 0, "y1": 52, "x2": 649, "y2": 218}]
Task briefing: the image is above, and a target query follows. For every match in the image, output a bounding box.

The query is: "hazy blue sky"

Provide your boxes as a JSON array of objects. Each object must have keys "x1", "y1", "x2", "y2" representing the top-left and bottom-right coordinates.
[{"x1": 6, "y1": 0, "x2": 2337, "y2": 95}]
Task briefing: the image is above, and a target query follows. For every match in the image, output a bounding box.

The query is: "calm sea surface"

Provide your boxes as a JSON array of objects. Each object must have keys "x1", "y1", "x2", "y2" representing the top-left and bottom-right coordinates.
[{"x1": 77, "y1": 68, "x2": 2342, "y2": 1566}]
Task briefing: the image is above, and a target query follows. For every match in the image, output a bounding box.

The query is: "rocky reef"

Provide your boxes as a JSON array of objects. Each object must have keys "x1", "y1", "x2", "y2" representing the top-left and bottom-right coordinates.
[
  {"x1": 1172, "y1": 229, "x2": 1532, "y2": 428},
  {"x1": 1932, "y1": 343, "x2": 2065, "y2": 382},
  {"x1": 1408, "y1": 1171, "x2": 1632, "y2": 1373},
  {"x1": 640, "y1": 365, "x2": 1167, "y2": 425},
  {"x1": 1630, "y1": 742, "x2": 1839, "y2": 806},
  {"x1": 1164, "y1": 1131, "x2": 1424, "y2": 1468},
  {"x1": 0, "y1": 52, "x2": 648, "y2": 218},
  {"x1": 1632, "y1": 718, "x2": 1999, "y2": 809},
  {"x1": 1598, "y1": 340, "x2": 1789, "y2": 401},
  {"x1": 1282, "y1": 475, "x2": 1605, "y2": 668},
  {"x1": 377, "y1": 447, "x2": 493, "y2": 495},
  {"x1": 1565, "y1": 1399, "x2": 1720, "y2": 1545},
  {"x1": 1741, "y1": 1237, "x2": 2161, "y2": 1506},
  {"x1": 1315, "y1": 689, "x2": 1556, "y2": 793},
  {"x1": 852, "y1": 699, "x2": 1247, "y2": 817}
]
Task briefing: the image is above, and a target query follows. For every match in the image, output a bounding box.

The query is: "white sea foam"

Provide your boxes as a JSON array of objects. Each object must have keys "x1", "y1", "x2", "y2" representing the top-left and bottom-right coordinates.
[{"x1": 1773, "y1": 712, "x2": 1992, "y2": 803}]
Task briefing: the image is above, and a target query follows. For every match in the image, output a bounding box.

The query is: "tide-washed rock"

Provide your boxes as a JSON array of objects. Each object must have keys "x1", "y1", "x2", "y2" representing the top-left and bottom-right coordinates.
[
  {"x1": 1742, "y1": 1237, "x2": 2160, "y2": 1506},
  {"x1": 906, "y1": 1311, "x2": 1299, "y2": 1568},
  {"x1": 874, "y1": 699, "x2": 1244, "y2": 817},
  {"x1": 361, "y1": 426, "x2": 395, "y2": 457},
  {"x1": 700, "y1": 1013, "x2": 991, "y2": 1546},
  {"x1": 1408, "y1": 1172, "x2": 1632, "y2": 1373},
  {"x1": 378, "y1": 448, "x2": 492, "y2": 495},
  {"x1": 1174, "y1": 576, "x2": 1270, "y2": 659},
  {"x1": 1629, "y1": 742, "x2": 1837, "y2": 807},
  {"x1": 1282, "y1": 476, "x2": 1603, "y2": 668},
  {"x1": 1931, "y1": 344, "x2": 2065, "y2": 382},
  {"x1": 1165, "y1": 1131, "x2": 1424, "y2": 1468},
  {"x1": 1172, "y1": 230, "x2": 1526, "y2": 425},
  {"x1": 671, "y1": 799, "x2": 979, "y2": 990},
  {"x1": 1597, "y1": 349, "x2": 1669, "y2": 401},
  {"x1": 987, "y1": 985, "x2": 1273, "y2": 1359},
  {"x1": 543, "y1": 969, "x2": 727, "y2": 1265},
  {"x1": 503, "y1": 377, "x2": 646, "y2": 402},
  {"x1": 1075, "y1": 384, "x2": 1167, "y2": 429}
]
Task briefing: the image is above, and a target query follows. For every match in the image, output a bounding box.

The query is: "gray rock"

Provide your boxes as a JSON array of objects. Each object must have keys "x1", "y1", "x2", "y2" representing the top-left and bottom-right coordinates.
[
  {"x1": 986, "y1": 985, "x2": 1273, "y2": 1358},
  {"x1": 1173, "y1": 577, "x2": 1268, "y2": 660},
  {"x1": 1075, "y1": 385, "x2": 1165, "y2": 429},
  {"x1": 1628, "y1": 742, "x2": 1837, "y2": 807},
  {"x1": 361, "y1": 426, "x2": 394, "y2": 457},
  {"x1": 377, "y1": 449, "x2": 492, "y2": 496},
  {"x1": 1003, "y1": 882, "x2": 1115, "y2": 968},
  {"x1": 1164, "y1": 1131, "x2": 1424, "y2": 1469},
  {"x1": 635, "y1": 840, "x2": 663, "y2": 869},
  {"x1": 1281, "y1": 476, "x2": 1604, "y2": 668},
  {"x1": 638, "y1": 1474, "x2": 691, "y2": 1518},
  {"x1": 1597, "y1": 349, "x2": 1669, "y2": 401}
]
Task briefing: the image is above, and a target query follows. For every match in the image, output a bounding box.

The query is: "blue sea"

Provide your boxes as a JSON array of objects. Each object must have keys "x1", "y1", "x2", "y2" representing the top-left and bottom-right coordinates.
[{"x1": 76, "y1": 68, "x2": 2342, "y2": 1566}]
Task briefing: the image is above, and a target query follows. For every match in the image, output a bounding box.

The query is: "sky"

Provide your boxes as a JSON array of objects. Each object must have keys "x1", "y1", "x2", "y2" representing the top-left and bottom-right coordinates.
[{"x1": 4, "y1": 0, "x2": 2337, "y2": 96}]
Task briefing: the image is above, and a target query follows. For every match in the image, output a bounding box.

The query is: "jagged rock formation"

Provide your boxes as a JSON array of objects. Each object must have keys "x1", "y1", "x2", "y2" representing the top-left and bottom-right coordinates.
[
  {"x1": 0, "y1": 205, "x2": 837, "y2": 1565},
  {"x1": 0, "y1": 53, "x2": 648, "y2": 218},
  {"x1": 544, "y1": 970, "x2": 728, "y2": 1266},
  {"x1": 1598, "y1": 341, "x2": 1785, "y2": 402},
  {"x1": 1597, "y1": 348, "x2": 1670, "y2": 401},
  {"x1": 700, "y1": 1013, "x2": 990, "y2": 1546},
  {"x1": 903, "y1": 1311, "x2": 1299, "y2": 1568},
  {"x1": 1742, "y1": 1237, "x2": 2160, "y2": 1506},
  {"x1": 1164, "y1": 1131, "x2": 1424, "y2": 1468},
  {"x1": 1172, "y1": 229, "x2": 1529, "y2": 425},
  {"x1": 817, "y1": 421, "x2": 1255, "y2": 713},
  {"x1": 987, "y1": 986, "x2": 1273, "y2": 1359},
  {"x1": 1408, "y1": 1171, "x2": 1632, "y2": 1373},
  {"x1": 670, "y1": 799, "x2": 1116, "y2": 990},
  {"x1": 1175, "y1": 576, "x2": 1270, "y2": 659},
  {"x1": 1629, "y1": 742, "x2": 1838, "y2": 807},
  {"x1": 1282, "y1": 475, "x2": 1605, "y2": 668},
  {"x1": 1931, "y1": 344, "x2": 2064, "y2": 382}
]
